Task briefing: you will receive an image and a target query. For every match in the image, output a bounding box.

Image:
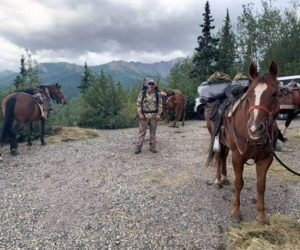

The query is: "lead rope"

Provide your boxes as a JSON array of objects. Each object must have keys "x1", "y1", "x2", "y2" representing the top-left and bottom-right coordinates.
[{"x1": 266, "y1": 125, "x2": 300, "y2": 176}]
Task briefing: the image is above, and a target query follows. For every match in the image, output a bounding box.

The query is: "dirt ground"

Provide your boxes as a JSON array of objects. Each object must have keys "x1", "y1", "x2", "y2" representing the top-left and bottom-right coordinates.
[{"x1": 0, "y1": 118, "x2": 299, "y2": 249}]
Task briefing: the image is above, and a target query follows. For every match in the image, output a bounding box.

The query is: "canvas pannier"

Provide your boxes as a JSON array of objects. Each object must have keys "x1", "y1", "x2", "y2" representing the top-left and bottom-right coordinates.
[{"x1": 197, "y1": 72, "x2": 232, "y2": 103}]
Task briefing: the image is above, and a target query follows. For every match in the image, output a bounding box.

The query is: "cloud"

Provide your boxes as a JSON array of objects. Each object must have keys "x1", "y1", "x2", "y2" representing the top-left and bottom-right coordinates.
[{"x1": 0, "y1": 0, "x2": 293, "y2": 71}]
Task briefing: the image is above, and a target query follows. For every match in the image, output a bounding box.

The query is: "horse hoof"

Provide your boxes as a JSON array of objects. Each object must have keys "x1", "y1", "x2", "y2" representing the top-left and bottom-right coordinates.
[
  {"x1": 257, "y1": 220, "x2": 270, "y2": 225},
  {"x1": 41, "y1": 142, "x2": 46, "y2": 146},
  {"x1": 214, "y1": 183, "x2": 223, "y2": 189},
  {"x1": 205, "y1": 180, "x2": 214, "y2": 186},
  {"x1": 256, "y1": 214, "x2": 269, "y2": 224},
  {"x1": 27, "y1": 142, "x2": 32, "y2": 146},
  {"x1": 221, "y1": 179, "x2": 230, "y2": 186},
  {"x1": 10, "y1": 149, "x2": 19, "y2": 156},
  {"x1": 231, "y1": 215, "x2": 242, "y2": 223}
]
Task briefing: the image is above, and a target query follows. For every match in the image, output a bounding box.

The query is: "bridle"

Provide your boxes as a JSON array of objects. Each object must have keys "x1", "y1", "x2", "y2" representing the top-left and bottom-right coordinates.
[
  {"x1": 248, "y1": 104, "x2": 274, "y2": 116},
  {"x1": 230, "y1": 87, "x2": 280, "y2": 157}
]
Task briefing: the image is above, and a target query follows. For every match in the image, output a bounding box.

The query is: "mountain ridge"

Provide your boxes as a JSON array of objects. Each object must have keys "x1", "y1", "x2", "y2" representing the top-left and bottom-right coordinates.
[{"x1": 0, "y1": 59, "x2": 180, "y2": 97}]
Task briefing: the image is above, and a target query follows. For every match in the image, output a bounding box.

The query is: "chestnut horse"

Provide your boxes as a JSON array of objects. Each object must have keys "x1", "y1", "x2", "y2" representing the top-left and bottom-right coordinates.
[
  {"x1": 162, "y1": 93, "x2": 187, "y2": 127},
  {"x1": 0, "y1": 83, "x2": 67, "y2": 156},
  {"x1": 206, "y1": 61, "x2": 280, "y2": 223}
]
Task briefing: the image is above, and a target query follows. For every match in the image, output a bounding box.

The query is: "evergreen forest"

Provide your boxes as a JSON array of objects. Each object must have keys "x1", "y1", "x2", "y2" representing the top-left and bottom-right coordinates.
[{"x1": 0, "y1": 0, "x2": 299, "y2": 139}]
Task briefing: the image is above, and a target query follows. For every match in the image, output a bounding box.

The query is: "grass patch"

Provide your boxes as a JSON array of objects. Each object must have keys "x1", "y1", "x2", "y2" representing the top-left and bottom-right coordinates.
[
  {"x1": 226, "y1": 214, "x2": 300, "y2": 250},
  {"x1": 47, "y1": 127, "x2": 100, "y2": 144}
]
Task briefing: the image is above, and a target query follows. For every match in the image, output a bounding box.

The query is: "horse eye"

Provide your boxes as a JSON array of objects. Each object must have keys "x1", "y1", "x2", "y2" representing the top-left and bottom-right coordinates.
[{"x1": 272, "y1": 92, "x2": 277, "y2": 97}]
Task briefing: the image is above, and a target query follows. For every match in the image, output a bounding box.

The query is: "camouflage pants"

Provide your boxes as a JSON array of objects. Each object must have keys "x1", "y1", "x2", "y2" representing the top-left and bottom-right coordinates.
[{"x1": 136, "y1": 118, "x2": 157, "y2": 147}]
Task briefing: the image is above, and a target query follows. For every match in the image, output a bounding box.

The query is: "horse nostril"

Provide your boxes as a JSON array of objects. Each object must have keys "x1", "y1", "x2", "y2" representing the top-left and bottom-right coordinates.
[
  {"x1": 249, "y1": 123, "x2": 265, "y2": 133},
  {"x1": 256, "y1": 123, "x2": 264, "y2": 131}
]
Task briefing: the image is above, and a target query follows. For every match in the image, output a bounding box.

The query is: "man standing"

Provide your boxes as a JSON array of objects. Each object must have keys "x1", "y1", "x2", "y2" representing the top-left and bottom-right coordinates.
[{"x1": 135, "y1": 79, "x2": 162, "y2": 154}]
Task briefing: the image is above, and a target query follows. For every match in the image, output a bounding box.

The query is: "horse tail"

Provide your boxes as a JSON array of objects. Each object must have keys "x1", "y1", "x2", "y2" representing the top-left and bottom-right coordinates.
[
  {"x1": 205, "y1": 120, "x2": 215, "y2": 167},
  {"x1": 0, "y1": 97, "x2": 16, "y2": 144},
  {"x1": 205, "y1": 139, "x2": 215, "y2": 167}
]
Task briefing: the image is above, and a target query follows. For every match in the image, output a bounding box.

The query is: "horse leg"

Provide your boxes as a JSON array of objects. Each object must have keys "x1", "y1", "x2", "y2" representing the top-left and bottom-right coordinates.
[
  {"x1": 181, "y1": 99, "x2": 187, "y2": 126},
  {"x1": 214, "y1": 152, "x2": 222, "y2": 188},
  {"x1": 282, "y1": 112, "x2": 296, "y2": 138},
  {"x1": 221, "y1": 147, "x2": 230, "y2": 185},
  {"x1": 181, "y1": 109, "x2": 185, "y2": 126},
  {"x1": 214, "y1": 146, "x2": 230, "y2": 188},
  {"x1": 27, "y1": 123, "x2": 33, "y2": 146},
  {"x1": 230, "y1": 152, "x2": 244, "y2": 222},
  {"x1": 40, "y1": 118, "x2": 46, "y2": 146},
  {"x1": 255, "y1": 156, "x2": 272, "y2": 224},
  {"x1": 163, "y1": 110, "x2": 169, "y2": 124},
  {"x1": 173, "y1": 107, "x2": 179, "y2": 127},
  {"x1": 10, "y1": 122, "x2": 20, "y2": 156}
]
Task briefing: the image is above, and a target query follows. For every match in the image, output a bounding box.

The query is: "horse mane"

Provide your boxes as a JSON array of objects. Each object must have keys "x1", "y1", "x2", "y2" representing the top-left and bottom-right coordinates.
[{"x1": 14, "y1": 87, "x2": 40, "y2": 95}]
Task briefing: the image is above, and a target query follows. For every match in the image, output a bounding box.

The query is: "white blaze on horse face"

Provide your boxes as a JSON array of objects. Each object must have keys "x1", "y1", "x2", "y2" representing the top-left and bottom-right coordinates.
[{"x1": 253, "y1": 83, "x2": 268, "y2": 121}]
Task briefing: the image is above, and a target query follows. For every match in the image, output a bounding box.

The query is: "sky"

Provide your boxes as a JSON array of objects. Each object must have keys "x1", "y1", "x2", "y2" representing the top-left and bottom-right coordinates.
[{"x1": 0, "y1": 0, "x2": 293, "y2": 71}]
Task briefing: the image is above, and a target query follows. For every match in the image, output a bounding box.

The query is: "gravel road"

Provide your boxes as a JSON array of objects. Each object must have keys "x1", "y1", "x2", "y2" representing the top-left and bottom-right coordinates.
[{"x1": 0, "y1": 119, "x2": 299, "y2": 249}]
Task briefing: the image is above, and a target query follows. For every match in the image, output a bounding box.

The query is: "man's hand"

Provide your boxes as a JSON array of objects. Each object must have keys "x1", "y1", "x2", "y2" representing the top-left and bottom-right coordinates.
[
  {"x1": 139, "y1": 114, "x2": 145, "y2": 120},
  {"x1": 156, "y1": 115, "x2": 161, "y2": 121}
]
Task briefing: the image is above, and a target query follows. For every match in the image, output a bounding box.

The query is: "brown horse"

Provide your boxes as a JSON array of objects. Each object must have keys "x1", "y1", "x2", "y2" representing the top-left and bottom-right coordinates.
[
  {"x1": 0, "y1": 83, "x2": 67, "y2": 156},
  {"x1": 278, "y1": 82, "x2": 300, "y2": 138},
  {"x1": 162, "y1": 93, "x2": 187, "y2": 127},
  {"x1": 206, "y1": 61, "x2": 281, "y2": 223}
]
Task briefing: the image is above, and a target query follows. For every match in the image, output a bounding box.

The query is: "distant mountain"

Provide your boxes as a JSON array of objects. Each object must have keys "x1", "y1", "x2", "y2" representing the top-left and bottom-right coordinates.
[
  {"x1": 0, "y1": 70, "x2": 15, "y2": 78},
  {"x1": 0, "y1": 59, "x2": 180, "y2": 97},
  {"x1": 0, "y1": 70, "x2": 18, "y2": 90}
]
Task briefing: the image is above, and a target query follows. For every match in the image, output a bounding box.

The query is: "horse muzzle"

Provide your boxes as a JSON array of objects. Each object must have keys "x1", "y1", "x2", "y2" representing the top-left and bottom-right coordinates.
[{"x1": 248, "y1": 123, "x2": 266, "y2": 140}]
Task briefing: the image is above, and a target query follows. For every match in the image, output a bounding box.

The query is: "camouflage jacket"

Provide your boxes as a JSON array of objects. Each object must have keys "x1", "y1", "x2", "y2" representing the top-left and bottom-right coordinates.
[{"x1": 137, "y1": 90, "x2": 162, "y2": 118}]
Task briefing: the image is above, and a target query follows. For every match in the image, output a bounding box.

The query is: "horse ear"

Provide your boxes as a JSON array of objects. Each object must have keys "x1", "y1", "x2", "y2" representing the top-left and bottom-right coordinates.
[
  {"x1": 269, "y1": 60, "x2": 278, "y2": 77},
  {"x1": 249, "y1": 63, "x2": 258, "y2": 80},
  {"x1": 56, "y1": 82, "x2": 61, "y2": 88}
]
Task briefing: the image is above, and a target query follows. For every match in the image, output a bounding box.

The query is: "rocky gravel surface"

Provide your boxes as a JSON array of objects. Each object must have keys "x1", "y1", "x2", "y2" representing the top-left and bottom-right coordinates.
[{"x1": 0, "y1": 120, "x2": 299, "y2": 249}]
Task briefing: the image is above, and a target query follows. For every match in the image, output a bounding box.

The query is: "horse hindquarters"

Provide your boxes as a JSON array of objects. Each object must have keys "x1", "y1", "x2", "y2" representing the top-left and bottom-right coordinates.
[{"x1": 0, "y1": 97, "x2": 18, "y2": 154}]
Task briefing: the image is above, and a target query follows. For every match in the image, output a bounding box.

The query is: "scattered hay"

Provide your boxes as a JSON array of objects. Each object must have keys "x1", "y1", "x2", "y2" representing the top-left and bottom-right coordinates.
[
  {"x1": 141, "y1": 166, "x2": 197, "y2": 188},
  {"x1": 226, "y1": 214, "x2": 300, "y2": 250},
  {"x1": 47, "y1": 127, "x2": 100, "y2": 144}
]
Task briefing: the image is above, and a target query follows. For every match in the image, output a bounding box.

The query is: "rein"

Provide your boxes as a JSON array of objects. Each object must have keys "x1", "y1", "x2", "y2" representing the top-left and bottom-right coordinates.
[{"x1": 272, "y1": 151, "x2": 300, "y2": 176}]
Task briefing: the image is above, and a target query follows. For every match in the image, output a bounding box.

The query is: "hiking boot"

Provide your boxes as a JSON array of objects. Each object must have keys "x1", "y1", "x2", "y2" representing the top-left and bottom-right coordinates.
[
  {"x1": 134, "y1": 146, "x2": 142, "y2": 154},
  {"x1": 150, "y1": 146, "x2": 158, "y2": 153}
]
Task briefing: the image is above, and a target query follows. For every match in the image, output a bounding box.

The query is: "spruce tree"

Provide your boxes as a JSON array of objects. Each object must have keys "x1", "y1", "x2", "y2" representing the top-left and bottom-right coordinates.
[
  {"x1": 217, "y1": 9, "x2": 236, "y2": 76},
  {"x1": 236, "y1": 3, "x2": 258, "y2": 73},
  {"x1": 191, "y1": 1, "x2": 219, "y2": 80},
  {"x1": 13, "y1": 55, "x2": 26, "y2": 89},
  {"x1": 78, "y1": 62, "x2": 93, "y2": 93},
  {"x1": 13, "y1": 50, "x2": 41, "y2": 90}
]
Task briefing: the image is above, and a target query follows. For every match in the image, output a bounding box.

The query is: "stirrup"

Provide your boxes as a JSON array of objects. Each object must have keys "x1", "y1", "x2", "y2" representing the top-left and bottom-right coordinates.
[
  {"x1": 213, "y1": 135, "x2": 221, "y2": 152},
  {"x1": 274, "y1": 140, "x2": 283, "y2": 152}
]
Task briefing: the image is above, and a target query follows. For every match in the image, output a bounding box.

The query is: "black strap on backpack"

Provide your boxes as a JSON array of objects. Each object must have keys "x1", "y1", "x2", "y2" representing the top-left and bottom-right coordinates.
[{"x1": 141, "y1": 89, "x2": 159, "y2": 114}]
